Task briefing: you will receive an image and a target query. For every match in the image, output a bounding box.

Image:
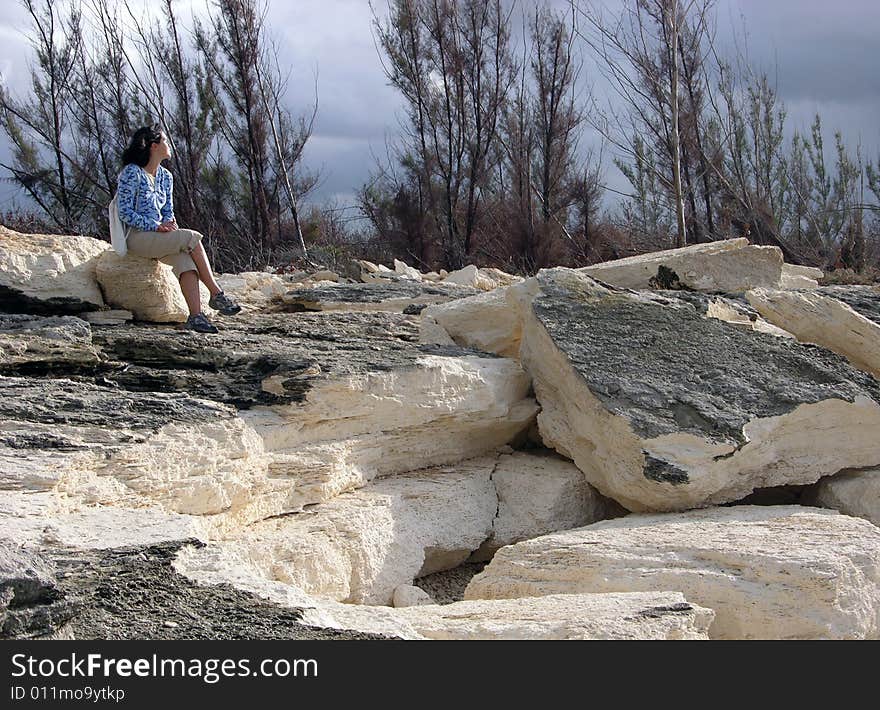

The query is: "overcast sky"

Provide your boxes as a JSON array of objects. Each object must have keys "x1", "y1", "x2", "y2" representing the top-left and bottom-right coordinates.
[{"x1": 0, "y1": 0, "x2": 878, "y2": 215}]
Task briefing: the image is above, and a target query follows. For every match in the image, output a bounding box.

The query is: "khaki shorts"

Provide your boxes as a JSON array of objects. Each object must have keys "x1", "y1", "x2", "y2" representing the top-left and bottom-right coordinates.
[{"x1": 126, "y1": 228, "x2": 202, "y2": 278}]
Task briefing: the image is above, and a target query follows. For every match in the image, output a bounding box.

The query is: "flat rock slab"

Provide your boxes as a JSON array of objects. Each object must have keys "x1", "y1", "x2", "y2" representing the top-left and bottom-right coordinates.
[
  {"x1": 0, "y1": 315, "x2": 102, "y2": 371},
  {"x1": 747, "y1": 287, "x2": 880, "y2": 378},
  {"x1": 510, "y1": 268, "x2": 880, "y2": 511},
  {"x1": 281, "y1": 282, "x2": 479, "y2": 313},
  {"x1": 0, "y1": 227, "x2": 107, "y2": 314},
  {"x1": 464, "y1": 506, "x2": 880, "y2": 639},
  {"x1": 96, "y1": 251, "x2": 210, "y2": 323},
  {"x1": 388, "y1": 591, "x2": 713, "y2": 640},
  {"x1": 580, "y1": 238, "x2": 783, "y2": 292},
  {"x1": 1, "y1": 309, "x2": 535, "y2": 526},
  {"x1": 91, "y1": 311, "x2": 495, "y2": 408},
  {"x1": 179, "y1": 458, "x2": 499, "y2": 606}
]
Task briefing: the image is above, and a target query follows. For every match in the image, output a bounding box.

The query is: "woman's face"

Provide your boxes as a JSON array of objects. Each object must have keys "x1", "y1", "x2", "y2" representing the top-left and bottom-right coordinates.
[{"x1": 150, "y1": 132, "x2": 172, "y2": 161}]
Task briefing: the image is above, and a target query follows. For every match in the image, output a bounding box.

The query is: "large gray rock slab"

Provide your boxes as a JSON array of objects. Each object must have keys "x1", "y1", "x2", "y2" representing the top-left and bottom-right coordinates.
[
  {"x1": 465, "y1": 506, "x2": 880, "y2": 639},
  {"x1": 0, "y1": 315, "x2": 102, "y2": 372},
  {"x1": 1, "y1": 310, "x2": 536, "y2": 533},
  {"x1": 281, "y1": 282, "x2": 479, "y2": 313},
  {"x1": 509, "y1": 268, "x2": 880, "y2": 511},
  {"x1": 580, "y1": 238, "x2": 783, "y2": 292},
  {"x1": 0, "y1": 227, "x2": 107, "y2": 314}
]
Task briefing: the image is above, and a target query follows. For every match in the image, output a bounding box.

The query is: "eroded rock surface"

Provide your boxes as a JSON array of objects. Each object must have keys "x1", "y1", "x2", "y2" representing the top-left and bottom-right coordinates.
[
  {"x1": 465, "y1": 506, "x2": 880, "y2": 639},
  {"x1": 0, "y1": 227, "x2": 107, "y2": 313}
]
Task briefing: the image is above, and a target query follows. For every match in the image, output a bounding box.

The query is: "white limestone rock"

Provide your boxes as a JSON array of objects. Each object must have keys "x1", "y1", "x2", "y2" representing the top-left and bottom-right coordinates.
[
  {"x1": 392, "y1": 592, "x2": 713, "y2": 640},
  {"x1": 394, "y1": 259, "x2": 422, "y2": 281},
  {"x1": 475, "y1": 451, "x2": 610, "y2": 558},
  {"x1": 0, "y1": 492, "x2": 207, "y2": 550},
  {"x1": 246, "y1": 354, "x2": 538, "y2": 509},
  {"x1": 465, "y1": 506, "x2": 880, "y2": 639},
  {"x1": 421, "y1": 288, "x2": 521, "y2": 358},
  {"x1": 805, "y1": 468, "x2": 880, "y2": 527},
  {"x1": 308, "y1": 270, "x2": 340, "y2": 283},
  {"x1": 185, "y1": 458, "x2": 500, "y2": 605},
  {"x1": 580, "y1": 238, "x2": 783, "y2": 292},
  {"x1": 480, "y1": 267, "x2": 523, "y2": 288},
  {"x1": 443, "y1": 264, "x2": 498, "y2": 291},
  {"x1": 0, "y1": 227, "x2": 107, "y2": 312},
  {"x1": 173, "y1": 546, "x2": 713, "y2": 640},
  {"x1": 703, "y1": 299, "x2": 794, "y2": 338},
  {"x1": 508, "y1": 268, "x2": 880, "y2": 512},
  {"x1": 96, "y1": 251, "x2": 210, "y2": 322},
  {"x1": 780, "y1": 263, "x2": 823, "y2": 289},
  {"x1": 393, "y1": 585, "x2": 435, "y2": 608},
  {"x1": 746, "y1": 287, "x2": 880, "y2": 378},
  {"x1": 215, "y1": 271, "x2": 288, "y2": 310},
  {"x1": 80, "y1": 310, "x2": 133, "y2": 326}
]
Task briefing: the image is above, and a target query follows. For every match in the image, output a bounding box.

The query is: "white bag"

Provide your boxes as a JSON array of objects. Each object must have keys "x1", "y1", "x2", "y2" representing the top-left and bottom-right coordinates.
[{"x1": 108, "y1": 192, "x2": 130, "y2": 256}]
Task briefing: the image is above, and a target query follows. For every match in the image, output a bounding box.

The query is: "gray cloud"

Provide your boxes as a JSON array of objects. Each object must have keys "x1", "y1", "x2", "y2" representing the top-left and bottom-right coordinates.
[{"x1": 0, "y1": 0, "x2": 878, "y2": 212}]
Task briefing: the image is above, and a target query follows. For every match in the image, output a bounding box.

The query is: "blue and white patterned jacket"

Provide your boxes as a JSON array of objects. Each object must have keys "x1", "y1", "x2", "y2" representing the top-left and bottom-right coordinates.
[{"x1": 117, "y1": 163, "x2": 174, "y2": 231}]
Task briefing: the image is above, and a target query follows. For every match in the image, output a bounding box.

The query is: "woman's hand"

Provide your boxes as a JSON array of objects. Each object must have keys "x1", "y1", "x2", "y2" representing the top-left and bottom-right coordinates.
[{"x1": 157, "y1": 219, "x2": 178, "y2": 233}]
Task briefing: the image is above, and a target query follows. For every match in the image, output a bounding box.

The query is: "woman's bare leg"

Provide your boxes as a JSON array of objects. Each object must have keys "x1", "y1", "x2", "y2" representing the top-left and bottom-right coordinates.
[
  {"x1": 179, "y1": 270, "x2": 202, "y2": 316},
  {"x1": 188, "y1": 241, "x2": 221, "y2": 297}
]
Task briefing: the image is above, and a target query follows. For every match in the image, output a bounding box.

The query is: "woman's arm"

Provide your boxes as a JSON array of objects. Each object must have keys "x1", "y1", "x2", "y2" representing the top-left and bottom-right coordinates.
[
  {"x1": 159, "y1": 168, "x2": 175, "y2": 224},
  {"x1": 117, "y1": 166, "x2": 155, "y2": 231}
]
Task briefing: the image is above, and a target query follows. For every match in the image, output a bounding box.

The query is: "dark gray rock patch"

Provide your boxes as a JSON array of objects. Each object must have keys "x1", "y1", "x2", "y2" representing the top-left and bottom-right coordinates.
[
  {"x1": 817, "y1": 286, "x2": 880, "y2": 326},
  {"x1": 530, "y1": 271, "x2": 880, "y2": 445}
]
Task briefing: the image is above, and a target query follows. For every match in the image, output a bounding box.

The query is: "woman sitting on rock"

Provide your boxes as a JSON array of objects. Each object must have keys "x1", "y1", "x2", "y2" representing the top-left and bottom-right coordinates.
[{"x1": 117, "y1": 123, "x2": 240, "y2": 333}]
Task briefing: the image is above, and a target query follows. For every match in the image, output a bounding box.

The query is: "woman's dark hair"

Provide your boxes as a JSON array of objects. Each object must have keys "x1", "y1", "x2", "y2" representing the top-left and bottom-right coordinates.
[{"x1": 121, "y1": 124, "x2": 163, "y2": 167}]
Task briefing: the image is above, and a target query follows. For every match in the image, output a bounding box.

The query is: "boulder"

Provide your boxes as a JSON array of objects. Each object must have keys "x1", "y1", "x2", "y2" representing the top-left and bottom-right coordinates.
[
  {"x1": 215, "y1": 271, "x2": 288, "y2": 310},
  {"x1": 746, "y1": 287, "x2": 880, "y2": 378},
  {"x1": 421, "y1": 288, "x2": 521, "y2": 358},
  {"x1": 780, "y1": 263, "x2": 823, "y2": 289},
  {"x1": 443, "y1": 264, "x2": 498, "y2": 291},
  {"x1": 281, "y1": 282, "x2": 479, "y2": 313},
  {"x1": 580, "y1": 238, "x2": 783, "y2": 292},
  {"x1": 0, "y1": 314, "x2": 101, "y2": 370},
  {"x1": 479, "y1": 267, "x2": 523, "y2": 288},
  {"x1": 805, "y1": 468, "x2": 880, "y2": 527},
  {"x1": 0, "y1": 227, "x2": 107, "y2": 313},
  {"x1": 465, "y1": 506, "x2": 880, "y2": 639},
  {"x1": 394, "y1": 259, "x2": 422, "y2": 281},
  {"x1": 389, "y1": 592, "x2": 713, "y2": 640},
  {"x1": 180, "y1": 458, "x2": 500, "y2": 605},
  {"x1": 309, "y1": 270, "x2": 340, "y2": 283},
  {"x1": 473, "y1": 451, "x2": 611, "y2": 559},
  {"x1": 96, "y1": 251, "x2": 210, "y2": 322},
  {"x1": 393, "y1": 585, "x2": 435, "y2": 608},
  {"x1": 509, "y1": 268, "x2": 880, "y2": 511}
]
